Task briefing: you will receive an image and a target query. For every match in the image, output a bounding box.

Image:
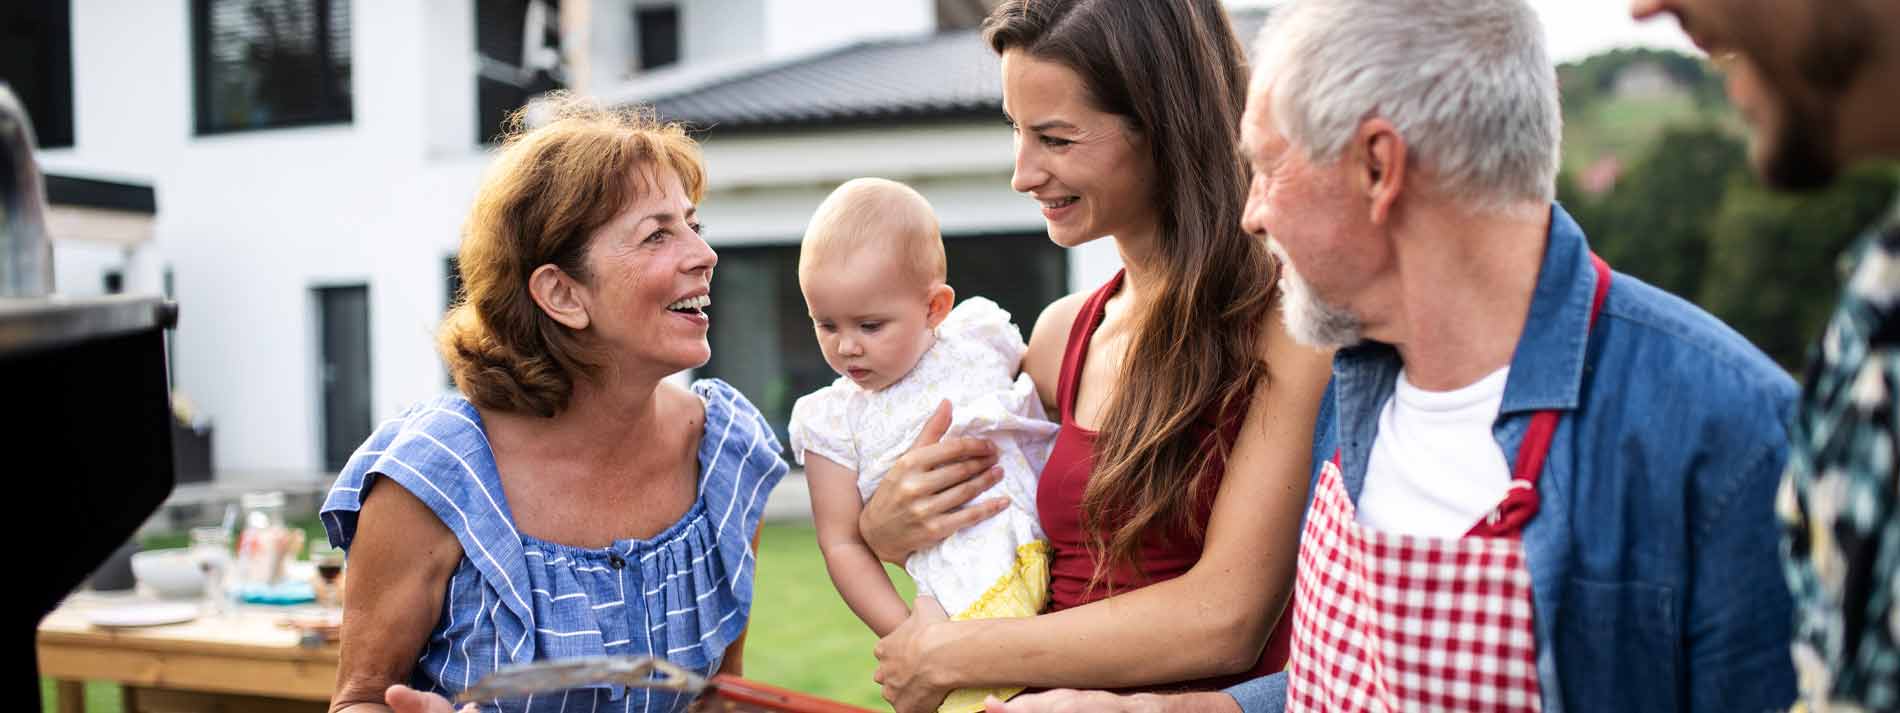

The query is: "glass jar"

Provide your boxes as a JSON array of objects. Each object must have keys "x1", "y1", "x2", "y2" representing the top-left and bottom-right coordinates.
[{"x1": 235, "y1": 491, "x2": 289, "y2": 589}]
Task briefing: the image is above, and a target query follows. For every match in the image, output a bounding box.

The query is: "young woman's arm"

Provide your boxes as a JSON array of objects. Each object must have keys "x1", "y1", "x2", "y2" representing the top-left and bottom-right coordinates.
[
  {"x1": 809, "y1": 452, "x2": 914, "y2": 636},
  {"x1": 874, "y1": 317, "x2": 1334, "y2": 713}
]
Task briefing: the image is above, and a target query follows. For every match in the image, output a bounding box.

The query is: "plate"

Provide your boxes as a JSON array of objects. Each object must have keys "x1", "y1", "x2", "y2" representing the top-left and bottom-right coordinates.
[{"x1": 85, "y1": 602, "x2": 200, "y2": 628}]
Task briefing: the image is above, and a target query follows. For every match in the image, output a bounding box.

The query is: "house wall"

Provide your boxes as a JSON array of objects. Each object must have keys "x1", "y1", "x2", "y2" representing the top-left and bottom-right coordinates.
[
  {"x1": 36, "y1": 0, "x2": 1114, "y2": 477},
  {"x1": 762, "y1": 0, "x2": 933, "y2": 58},
  {"x1": 693, "y1": 121, "x2": 1119, "y2": 288},
  {"x1": 40, "y1": 0, "x2": 491, "y2": 475}
]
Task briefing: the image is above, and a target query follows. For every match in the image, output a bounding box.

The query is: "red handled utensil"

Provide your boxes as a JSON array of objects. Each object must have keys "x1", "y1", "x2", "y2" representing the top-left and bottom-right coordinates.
[{"x1": 456, "y1": 656, "x2": 877, "y2": 712}]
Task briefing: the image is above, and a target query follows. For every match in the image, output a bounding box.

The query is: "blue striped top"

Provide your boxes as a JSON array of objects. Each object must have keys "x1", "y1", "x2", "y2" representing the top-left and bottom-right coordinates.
[{"x1": 321, "y1": 379, "x2": 788, "y2": 713}]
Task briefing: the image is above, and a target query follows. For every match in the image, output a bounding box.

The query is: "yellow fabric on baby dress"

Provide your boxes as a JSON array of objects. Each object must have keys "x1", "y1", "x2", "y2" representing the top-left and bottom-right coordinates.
[{"x1": 938, "y1": 541, "x2": 1051, "y2": 713}]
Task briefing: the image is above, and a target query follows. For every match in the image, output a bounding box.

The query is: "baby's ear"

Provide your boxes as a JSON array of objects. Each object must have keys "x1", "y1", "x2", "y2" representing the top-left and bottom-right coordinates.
[{"x1": 925, "y1": 282, "x2": 956, "y2": 329}]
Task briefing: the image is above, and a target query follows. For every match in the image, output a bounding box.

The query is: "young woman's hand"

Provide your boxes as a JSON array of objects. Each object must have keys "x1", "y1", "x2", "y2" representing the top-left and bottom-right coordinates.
[
  {"x1": 875, "y1": 596, "x2": 956, "y2": 713},
  {"x1": 857, "y1": 401, "x2": 1007, "y2": 564}
]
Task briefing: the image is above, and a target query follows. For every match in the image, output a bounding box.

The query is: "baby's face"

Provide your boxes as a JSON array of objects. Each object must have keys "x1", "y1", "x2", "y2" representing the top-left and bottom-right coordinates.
[{"x1": 802, "y1": 251, "x2": 938, "y2": 392}]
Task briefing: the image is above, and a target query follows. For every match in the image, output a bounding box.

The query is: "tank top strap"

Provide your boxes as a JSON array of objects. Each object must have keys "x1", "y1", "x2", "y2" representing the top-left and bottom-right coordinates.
[{"x1": 1057, "y1": 270, "x2": 1126, "y2": 424}]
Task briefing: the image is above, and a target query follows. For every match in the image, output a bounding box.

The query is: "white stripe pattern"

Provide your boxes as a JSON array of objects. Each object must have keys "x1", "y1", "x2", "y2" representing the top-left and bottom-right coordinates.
[{"x1": 320, "y1": 382, "x2": 784, "y2": 712}]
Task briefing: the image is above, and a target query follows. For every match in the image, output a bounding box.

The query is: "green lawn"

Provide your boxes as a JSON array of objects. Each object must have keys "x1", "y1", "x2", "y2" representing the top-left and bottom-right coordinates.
[
  {"x1": 749, "y1": 523, "x2": 914, "y2": 708},
  {"x1": 44, "y1": 522, "x2": 902, "y2": 712}
]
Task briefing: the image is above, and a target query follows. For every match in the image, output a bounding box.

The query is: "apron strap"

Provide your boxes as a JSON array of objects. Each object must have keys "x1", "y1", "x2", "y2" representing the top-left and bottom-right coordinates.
[{"x1": 1468, "y1": 253, "x2": 1613, "y2": 538}]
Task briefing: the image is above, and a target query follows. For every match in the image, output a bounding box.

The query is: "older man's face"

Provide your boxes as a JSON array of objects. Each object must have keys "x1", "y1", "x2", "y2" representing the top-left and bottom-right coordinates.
[
  {"x1": 1632, "y1": 0, "x2": 1882, "y2": 189},
  {"x1": 1240, "y1": 82, "x2": 1370, "y2": 348}
]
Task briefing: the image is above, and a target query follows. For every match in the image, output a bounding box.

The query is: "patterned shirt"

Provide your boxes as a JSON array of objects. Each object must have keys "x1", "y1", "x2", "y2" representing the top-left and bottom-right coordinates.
[
  {"x1": 321, "y1": 379, "x2": 787, "y2": 713},
  {"x1": 1782, "y1": 196, "x2": 1900, "y2": 712}
]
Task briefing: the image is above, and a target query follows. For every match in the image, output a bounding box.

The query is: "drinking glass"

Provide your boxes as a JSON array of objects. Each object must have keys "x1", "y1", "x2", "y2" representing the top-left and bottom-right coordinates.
[
  {"x1": 189, "y1": 526, "x2": 233, "y2": 616},
  {"x1": 309, "y1": 539, "x2": 345, "y2": 609}
]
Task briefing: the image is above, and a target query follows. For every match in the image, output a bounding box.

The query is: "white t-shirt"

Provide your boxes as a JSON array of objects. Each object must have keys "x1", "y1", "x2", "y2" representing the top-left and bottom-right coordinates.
[{"x1": 1355, "y1": 366, "x2": 1513, "y2": 537}]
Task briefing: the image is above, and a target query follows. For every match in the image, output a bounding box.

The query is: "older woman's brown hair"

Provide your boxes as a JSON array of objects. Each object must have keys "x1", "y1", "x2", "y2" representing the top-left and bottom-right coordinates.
[{"x1": 439, "y1": 94, "x2": 705, "y2": 418}]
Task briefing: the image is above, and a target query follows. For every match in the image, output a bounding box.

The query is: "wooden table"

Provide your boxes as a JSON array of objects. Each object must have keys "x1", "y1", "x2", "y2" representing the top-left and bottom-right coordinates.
[{"x1": 38, "y1": 592, "x2": 338, "y2": 713}]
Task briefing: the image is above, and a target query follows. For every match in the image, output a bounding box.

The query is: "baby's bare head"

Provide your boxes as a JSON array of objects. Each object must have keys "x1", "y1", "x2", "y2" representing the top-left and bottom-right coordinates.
[{"x1": 798, "y1": 178, "x2": 945, "y2": 292}]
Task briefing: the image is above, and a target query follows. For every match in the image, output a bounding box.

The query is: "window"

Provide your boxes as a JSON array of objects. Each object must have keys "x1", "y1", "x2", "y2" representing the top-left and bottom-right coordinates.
[
  {"x1": 700, "y1": 233, "x2": 1068, "y2": 455},
  {"x1": 476, "y1": 0, "x2": 564, "y2": 144},
  {"x1": 635, "y1": 5, "x2": 680, "y2": 71},
  {"x1": 445, "y1": 255, "x2": 462, "y2": 387},
  {"x1": 192, "y1": 0, "x2": 353, "y2": 134},
  {"x1": 0, "y1": 0, "x2": 75, "y2": 148},
  {"x1": 445, "y1": 255, "x2": 464, "y2": 312}
]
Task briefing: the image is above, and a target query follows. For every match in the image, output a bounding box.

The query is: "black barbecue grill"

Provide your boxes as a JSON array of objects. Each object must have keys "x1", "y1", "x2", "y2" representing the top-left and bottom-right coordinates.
[{"x1": 2, "y1": 84, "x2": 176, "y2": 710}]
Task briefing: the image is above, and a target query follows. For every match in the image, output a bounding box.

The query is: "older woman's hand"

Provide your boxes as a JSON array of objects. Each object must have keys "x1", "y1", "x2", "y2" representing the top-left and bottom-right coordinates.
[
  {"x1": 875, "y1": 596, "x2": 957, "y2": 713},
  {"x1": 859, "y1": 401, "x2": 1008, "y2": 564},
  {"x1": 384, "y1": 685, "x2": 477, "y2": 713}
]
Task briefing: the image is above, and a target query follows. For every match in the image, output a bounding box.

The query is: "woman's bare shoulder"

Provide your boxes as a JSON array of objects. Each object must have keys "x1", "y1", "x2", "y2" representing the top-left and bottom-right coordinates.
[
  {"x1": 1027, "y1": 291, "x2": 1092, "y2": 357},
  {"x1": 658, "y1": 380, "x2": 711, "y2": 445},
  {"x1": 1021, "y1": 291, "x2": 1092, "y2": 410}
]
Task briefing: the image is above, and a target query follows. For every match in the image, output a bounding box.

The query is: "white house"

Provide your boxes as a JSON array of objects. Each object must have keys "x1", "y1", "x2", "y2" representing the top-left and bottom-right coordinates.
[{"x1": 7, "y1": 0, "x2": 1260, "y2": 479}]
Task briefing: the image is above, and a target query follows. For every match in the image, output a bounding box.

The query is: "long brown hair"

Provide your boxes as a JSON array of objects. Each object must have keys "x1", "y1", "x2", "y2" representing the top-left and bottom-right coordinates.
[
  {"x1": 440, "y1": 94, "x2": 705, "y2": 417},
  {"x1": 985, "y1": 0, "x2": 1278, "y2": 586}
]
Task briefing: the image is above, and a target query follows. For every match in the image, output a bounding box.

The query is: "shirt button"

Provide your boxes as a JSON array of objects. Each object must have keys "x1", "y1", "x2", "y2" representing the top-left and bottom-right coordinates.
[{"x1": 608, "y1": 554, "x2": 626, "y2": 569}]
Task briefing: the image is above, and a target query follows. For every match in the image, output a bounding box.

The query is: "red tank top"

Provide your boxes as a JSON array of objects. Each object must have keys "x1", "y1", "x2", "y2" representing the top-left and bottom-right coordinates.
[{"x1": 1036, "y1": 270, "x2": 1292, "y2": 691}]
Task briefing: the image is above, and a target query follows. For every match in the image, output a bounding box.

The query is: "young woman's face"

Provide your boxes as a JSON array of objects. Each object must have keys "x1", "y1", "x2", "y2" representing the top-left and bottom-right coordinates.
[
  {"x1": 576, "y1": 167, "x2": 718, "y2": 374},
  {"x1": 1001, "y1": 50, "x2": 1161, "y2": 248}
]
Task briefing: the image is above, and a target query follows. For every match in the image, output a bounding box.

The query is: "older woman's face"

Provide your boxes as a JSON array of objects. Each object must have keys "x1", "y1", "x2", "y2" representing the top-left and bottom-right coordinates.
[
  {"x1": 578, "y1": 166, "x2": 717, "y2": 375},
  {"x1": 1002, "y1": 49, "x2": 1159, "y2": 248}
]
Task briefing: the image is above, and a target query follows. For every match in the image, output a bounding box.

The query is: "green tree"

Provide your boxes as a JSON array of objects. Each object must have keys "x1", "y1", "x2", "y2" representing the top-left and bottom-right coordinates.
[
  {"x1": 1583, "y1": 125, "x2": 1748, "y2": 300},
  {"x1": 1698, "y1": 166, "x2": 1899, "y2": 368}
]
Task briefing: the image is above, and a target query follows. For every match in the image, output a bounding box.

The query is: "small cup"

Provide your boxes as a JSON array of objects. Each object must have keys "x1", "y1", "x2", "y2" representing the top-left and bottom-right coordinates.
[
  {"x1": 309, "y1": 540, "x2": 346, "y2": 608},
  {"x1": 189, "y1": 527, "x2": 233, "y2": 615}
]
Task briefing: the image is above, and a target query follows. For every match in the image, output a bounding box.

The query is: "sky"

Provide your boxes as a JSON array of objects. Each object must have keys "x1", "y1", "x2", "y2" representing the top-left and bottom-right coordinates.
[{"x1": 1226, "y1": 0, "x2": 1701, "y2": 63}]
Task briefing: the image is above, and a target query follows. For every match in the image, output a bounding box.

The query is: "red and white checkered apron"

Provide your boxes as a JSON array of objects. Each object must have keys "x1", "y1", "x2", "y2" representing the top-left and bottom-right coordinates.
[{"x1": 1284, "y1": 255, "x2": 1612, "y2": 713}]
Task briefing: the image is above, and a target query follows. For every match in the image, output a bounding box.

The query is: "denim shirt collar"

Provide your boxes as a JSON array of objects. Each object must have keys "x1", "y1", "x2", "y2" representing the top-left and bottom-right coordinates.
[
  {"x1": 1500, "y1": 204, "x2": 1599, "y2": 416},
  {"x1": 1330, "y1": 203, "x2": 1597, "y2": 493}
]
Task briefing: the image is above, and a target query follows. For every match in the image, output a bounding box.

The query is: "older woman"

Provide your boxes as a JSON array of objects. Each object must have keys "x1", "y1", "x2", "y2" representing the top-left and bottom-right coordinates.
[
  {"x1": 321, "y1": 98, "x2": 786, "y2": 713},
  {"x1": 862, "y1": 2, "x2": 1333, "y2": 711}
]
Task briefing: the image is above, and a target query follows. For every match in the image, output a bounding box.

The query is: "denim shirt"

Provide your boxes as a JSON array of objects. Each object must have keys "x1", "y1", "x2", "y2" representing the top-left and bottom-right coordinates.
[{"x1": 1226, "y1": 204, "x2": 1798, "y2": 713}]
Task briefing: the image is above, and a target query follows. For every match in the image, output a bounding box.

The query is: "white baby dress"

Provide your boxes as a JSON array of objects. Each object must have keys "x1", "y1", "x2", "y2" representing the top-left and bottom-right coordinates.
[{"x1": 788, "y1": 299, "x2": 1058, "y2": 695}]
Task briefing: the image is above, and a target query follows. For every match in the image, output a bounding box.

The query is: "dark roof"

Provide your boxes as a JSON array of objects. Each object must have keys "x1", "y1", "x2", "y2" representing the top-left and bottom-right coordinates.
[{"x1": 639, "y1": 9, "x2": 1267, "y2": 132}]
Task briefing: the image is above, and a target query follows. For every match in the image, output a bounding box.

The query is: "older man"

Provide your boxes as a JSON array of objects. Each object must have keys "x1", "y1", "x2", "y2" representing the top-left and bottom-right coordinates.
[
  {"x1": 990, "y1": 1, "x2": 1797, "y2": 712},
  {"x1": 1631, "y1": 1, "x2": 1900, "y2": 711}
]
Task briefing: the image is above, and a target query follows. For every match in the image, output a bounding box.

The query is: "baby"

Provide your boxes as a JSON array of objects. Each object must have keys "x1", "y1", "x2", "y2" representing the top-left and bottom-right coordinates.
[{"x1": 788, "y1": 178, "x2": 1056, "y2": 713}]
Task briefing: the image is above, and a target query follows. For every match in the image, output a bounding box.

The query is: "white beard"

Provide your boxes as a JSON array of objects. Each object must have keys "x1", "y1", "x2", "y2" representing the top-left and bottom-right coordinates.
[{"x1": 1273, "y1": 245, "x2": 1364, "y2": 348}]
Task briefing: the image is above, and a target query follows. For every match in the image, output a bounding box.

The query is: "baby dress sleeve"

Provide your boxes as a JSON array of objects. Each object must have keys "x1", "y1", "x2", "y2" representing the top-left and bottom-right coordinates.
[{"x1": 787, "y1": 380, "x2": 858, "y2": 470}]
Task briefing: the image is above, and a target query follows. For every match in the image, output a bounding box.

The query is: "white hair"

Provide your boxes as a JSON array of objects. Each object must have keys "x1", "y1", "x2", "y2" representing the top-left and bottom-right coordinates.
[
  {"x1": 1252, "y1": 0, "x2": 1562, "y2": 214},
  {"x1": 1270, "y1": 241, "x2": 1365, "y2": 348}
]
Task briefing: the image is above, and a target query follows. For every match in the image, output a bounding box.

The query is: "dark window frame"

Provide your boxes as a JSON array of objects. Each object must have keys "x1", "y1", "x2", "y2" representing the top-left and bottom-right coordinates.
[
  {"x1": 191, "y1": 0, "x2": 353, "y2": 136},
  {"x1": 0, "y1": 0, "x2": 75, "y2": 149},
  {"x1": 635, "y1": 4, "x2": 680, "y2": 71},
  {"x1": 474, "y1": 0, "x2": 564, "y2": 145}
]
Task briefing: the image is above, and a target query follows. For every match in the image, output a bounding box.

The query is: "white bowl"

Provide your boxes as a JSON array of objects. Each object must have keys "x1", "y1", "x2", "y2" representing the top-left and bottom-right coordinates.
[{"x1": 131, "y1": 548, "x2": 205, "y2": 599}]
